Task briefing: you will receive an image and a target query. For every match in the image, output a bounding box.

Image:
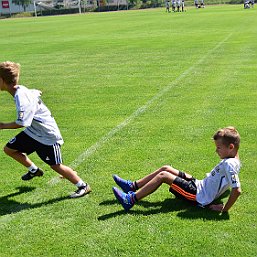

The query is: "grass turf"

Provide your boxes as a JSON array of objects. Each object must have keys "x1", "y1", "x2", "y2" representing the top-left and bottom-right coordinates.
[{"x1": 0, "y1": 5, "x2": 257, "y2": 257}]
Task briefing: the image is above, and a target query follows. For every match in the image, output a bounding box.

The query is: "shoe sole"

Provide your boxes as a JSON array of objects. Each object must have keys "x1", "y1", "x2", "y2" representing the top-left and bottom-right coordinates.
[{"x1": 112, "y1": 187, "x2": 131, "y2": 212}]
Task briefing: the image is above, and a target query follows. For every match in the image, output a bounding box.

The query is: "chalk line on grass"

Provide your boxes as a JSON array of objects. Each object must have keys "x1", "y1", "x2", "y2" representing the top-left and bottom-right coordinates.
[
  {"x1": 44, "y1": 33, "x2": 233, "y2": 186},
  {"x1": 69, "y1": 33, "x2": 233, "y2": 170},
  {"x1": 48, "y1": 33, "x2": 233, "y2": 186}
]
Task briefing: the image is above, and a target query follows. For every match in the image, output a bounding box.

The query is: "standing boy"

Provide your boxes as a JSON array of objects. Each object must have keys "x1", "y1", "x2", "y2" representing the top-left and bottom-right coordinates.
[
  {"x1": 0, "y1": 61, "x2": 91, "y2": 198},
  {"x1": 181, "y1": 0, "x2": 185, "y2": 12},
  {"x1": 176, "y1": 0, "x2": 181, "y2": 12},
  {"x1": 165, "y1": 0, "x2": 171, "y2": 12},
  {"x1": 112, "y1": 127, "x2": 241, "y2": 212},
  {"x1": 171, "y1": 0, "x2": 176, "y2": 12}
]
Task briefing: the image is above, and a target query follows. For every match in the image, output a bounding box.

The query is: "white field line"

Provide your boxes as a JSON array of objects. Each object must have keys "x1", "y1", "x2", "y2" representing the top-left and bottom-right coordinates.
[
  {"x1": 69, "y1": 33, "x2": 233, "y2": 170},
  {"x1": 45, "y1": 33, "x2": 232, "y2": 186}
]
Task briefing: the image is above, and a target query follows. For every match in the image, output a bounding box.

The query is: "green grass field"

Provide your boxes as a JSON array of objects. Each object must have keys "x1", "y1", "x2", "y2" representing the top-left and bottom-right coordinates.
[{"x1": 0, "y1": 5, "x2": 257, "y2": 257}]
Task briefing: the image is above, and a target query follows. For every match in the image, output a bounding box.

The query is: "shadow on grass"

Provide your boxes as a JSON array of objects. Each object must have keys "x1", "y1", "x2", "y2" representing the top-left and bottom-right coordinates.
[
  {"x1": 0, "y1": 186, "x2": 69, "y2": 216},
  {"x1": 98, "y1": 197, "x2": 229, "y2": 221}
]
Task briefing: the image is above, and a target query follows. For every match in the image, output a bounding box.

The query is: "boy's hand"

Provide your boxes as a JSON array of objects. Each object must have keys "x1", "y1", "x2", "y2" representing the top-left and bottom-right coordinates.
[
  {"x1": 0, "y1": 122, "x2": 23, "y2": 129},
  {"x1": 209, "y1": 204, "x2": 224, "y2": 212}
]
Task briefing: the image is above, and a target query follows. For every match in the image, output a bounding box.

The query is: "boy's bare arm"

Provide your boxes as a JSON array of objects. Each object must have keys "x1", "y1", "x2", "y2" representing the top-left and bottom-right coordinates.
[
  {"x1": 0, "y1": 122, "x2": 23, "y2": 129},
  {"x1": 209, "y1": 187, "x2": 241, "y2": 212}
]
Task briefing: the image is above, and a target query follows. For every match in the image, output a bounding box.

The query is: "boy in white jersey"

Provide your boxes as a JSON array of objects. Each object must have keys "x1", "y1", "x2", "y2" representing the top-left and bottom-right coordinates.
[
  {"x1": 112, "y1": 127, "x2": 241, "y2": 212},
  {"x1": 171, "y1": 0, "x2": 176, "y2": 12},
  {"x1": 0, "y1": 61, "x2": 91, "y2": 198},
  {"x1": 165, "y1": 0, "x2": 171, "y2": 12}
]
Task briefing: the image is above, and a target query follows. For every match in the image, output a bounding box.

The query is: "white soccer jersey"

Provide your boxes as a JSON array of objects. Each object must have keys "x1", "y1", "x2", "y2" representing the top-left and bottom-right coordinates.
[
  {"x1": 195, "y1": 158, "x2": 241, "y2": 206},
  {"x1": 14, "y1": 85, "x2": 64, "y2": 146}
]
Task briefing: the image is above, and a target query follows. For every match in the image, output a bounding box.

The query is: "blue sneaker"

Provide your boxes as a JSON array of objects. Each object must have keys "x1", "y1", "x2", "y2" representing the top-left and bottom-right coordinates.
[
  {"x1": 112, "y1": 187, "x2": 135, "y2": 211},
  {"x1": 112, "y1": 174, "x2": 135, "y2": 193}
]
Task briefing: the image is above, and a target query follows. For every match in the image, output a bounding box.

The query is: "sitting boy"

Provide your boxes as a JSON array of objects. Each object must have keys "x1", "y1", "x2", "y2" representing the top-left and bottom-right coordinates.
[{"x1": 113, "y1": 127, "x2": 241, "y2": 212}]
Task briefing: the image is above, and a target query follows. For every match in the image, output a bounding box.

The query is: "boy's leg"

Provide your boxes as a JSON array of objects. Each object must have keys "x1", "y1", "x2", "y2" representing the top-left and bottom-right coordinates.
[
  {"x1": 136, "y1": 171, "x2": 175, "y2": 201},
  {"x1": 35, "y1": 142, "x2": 91, "y2": 198},
  {"x1": 4, "y1": 146, "x2": 33, "y2": 168},
  {"x1": 136, "y1": 165, "x2": 180, "y2": 188},
  {"x1": 113, "y1": 171, "x2": 176, "y2": 211},
  {"x1": 51, "y1": 164, "x2": 91, "y2": 198},
  {"x1": 4, "y1": 132, "x2": 44, "y2": 180},
  {"x1": 113, "y1": 165, "x2": 193, "y2": 193},
  {"x1": 4, "y1": 147, "x2": 43, "y2": 180},
  {"x1": 112, "y1": 165, "x2": 176, "y2": 193},
  {"x1": 51, "y1": 164, "x2": 82, "y2": 184}
]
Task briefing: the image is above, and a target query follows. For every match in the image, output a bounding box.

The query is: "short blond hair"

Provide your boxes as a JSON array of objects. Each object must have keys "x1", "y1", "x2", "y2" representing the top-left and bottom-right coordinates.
[
  {"x1": 213, "y1": 126, "x2": 240, "y2": 150},
  {"x1": 0, "y1": 61, "x2": 20, "y2": 86}
]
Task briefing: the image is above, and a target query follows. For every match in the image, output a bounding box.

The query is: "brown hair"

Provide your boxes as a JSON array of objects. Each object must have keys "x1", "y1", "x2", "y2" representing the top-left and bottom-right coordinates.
[
  {"x1": 0, "y1": 61, "x2": 20, "y2": 86},
  {"x1": 213, "y1": 126, "x2": 240, "y2": 150}
]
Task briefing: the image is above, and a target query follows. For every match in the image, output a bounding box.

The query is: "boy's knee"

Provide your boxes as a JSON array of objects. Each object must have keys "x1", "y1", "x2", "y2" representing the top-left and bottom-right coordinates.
[
  {"x1": 158, "y1": 171, "x2": 175, "y2": 184},
  {"x1": 158, "y1": 171, "x2": 170, "y2": 180},
  {"x1": 3, "y1": 146, "x2": 13, "y2": 156},
  {"x1": 50, "y1": 163, "x2": 61, "y2": 171},
  {"x1": 161, "y1": 165, "x2": 172, "y2": 171}
]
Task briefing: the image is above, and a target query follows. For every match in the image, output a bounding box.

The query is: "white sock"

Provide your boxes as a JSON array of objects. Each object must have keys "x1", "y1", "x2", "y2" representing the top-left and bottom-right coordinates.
[
  {"x1": 76, "y1": 180, "x2": 86, "y2": 188},
  {"x1": 28, "y1": 163, "x2": 38, "y2": 173}
]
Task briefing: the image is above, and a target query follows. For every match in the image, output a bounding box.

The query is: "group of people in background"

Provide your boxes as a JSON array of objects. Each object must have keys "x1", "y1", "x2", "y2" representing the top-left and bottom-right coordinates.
[
  {"x1": 165, "y1": 0, "x2": 205, "y2": 13},
  {"x1": 166, "y1": 0, "x2": 185, "y2": 12},
  {"x1": 166, "y1": 0, "x2": 254, "y2": 12}
]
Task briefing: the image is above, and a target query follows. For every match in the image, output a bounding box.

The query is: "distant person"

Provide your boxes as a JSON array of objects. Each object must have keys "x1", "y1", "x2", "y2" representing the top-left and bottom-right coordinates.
[
  {"x1": 194, "y1": 0, "x2": 199, "y2": 8},
  {"x1": 244, "y1": 0, "x2": 250, "y2": 8},
  {"x1": 112, "y1": 127, "x2": 241, "y2": 213},
  {"x1": 172, "y1": 0, "x2": 176, "y2": 11},
  {"x1": 200, "y1": 0, "x2": 205, "y2": 7},
  {"x1": 165, "y1": 0, "x2": 171, "y2": 12},
  {"x1": 181, "y1": 0, "x2": 185, "y2": 11},
  {"x1": 176, "y1": 0, "x2": 181, "y2": 11},
  {"x1": 0, "y1": 61, "x2": 91, "y2": 198}
]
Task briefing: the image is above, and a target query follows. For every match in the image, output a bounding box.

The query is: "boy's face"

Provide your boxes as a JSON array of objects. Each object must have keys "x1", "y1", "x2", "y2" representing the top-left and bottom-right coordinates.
[
  {"x1": 214, "y1": 139, "x2": 234, "y2": 159},
  {"x1": 0, "y1": 77, "x2": 7, "y2": 91},
  {"x1": 0, "y1": 77, "x2": 4, "y2": 91}
]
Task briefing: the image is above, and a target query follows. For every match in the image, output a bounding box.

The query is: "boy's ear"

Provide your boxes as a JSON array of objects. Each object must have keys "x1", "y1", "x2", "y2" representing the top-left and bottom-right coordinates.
[{"x1": 229, "y1": 143, "x2": 235, "y2": 150}]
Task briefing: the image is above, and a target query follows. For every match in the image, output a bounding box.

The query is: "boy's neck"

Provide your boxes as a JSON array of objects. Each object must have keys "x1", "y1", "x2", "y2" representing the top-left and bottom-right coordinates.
[
  {"x1": 225, "y1": 152, "x2": 239, "y2": 159},
  {"x1": 7, "y1": 85, "x2": 18, "y2": 96}
]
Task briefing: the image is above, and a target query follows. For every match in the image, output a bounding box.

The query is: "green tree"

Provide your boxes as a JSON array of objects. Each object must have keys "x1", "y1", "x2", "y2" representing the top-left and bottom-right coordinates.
[{"x1": 12, "y1": 0, "x2": 31, "y2": 11}]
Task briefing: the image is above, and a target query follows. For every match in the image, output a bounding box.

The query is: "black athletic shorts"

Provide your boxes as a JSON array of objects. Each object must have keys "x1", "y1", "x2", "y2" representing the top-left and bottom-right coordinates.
[
  {"x1": 6, "y1": 131, "x2": 62, "y2": 166},
  {"x1": 169, "y1": 177, "x2": 197, "y2": 202}
]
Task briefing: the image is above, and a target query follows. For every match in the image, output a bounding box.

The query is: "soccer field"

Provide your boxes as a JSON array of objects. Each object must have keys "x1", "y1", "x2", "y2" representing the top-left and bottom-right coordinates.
[{"x1": 0, "y1": 5, "x2": 257, "y2": 257}]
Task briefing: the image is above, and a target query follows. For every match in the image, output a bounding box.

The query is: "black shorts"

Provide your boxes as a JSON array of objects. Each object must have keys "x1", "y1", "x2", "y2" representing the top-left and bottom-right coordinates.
[
  {"x1": 169, "y1": 177, "x2": 197, "y2": 202},
  {"x1": 6, "y1": 131, "x2": 62, "y2": 166}
]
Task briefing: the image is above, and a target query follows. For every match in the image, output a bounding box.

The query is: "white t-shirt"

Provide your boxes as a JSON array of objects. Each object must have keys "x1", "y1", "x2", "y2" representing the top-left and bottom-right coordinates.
[
  {"x1": 195, "y1": 158, "x2": 241, "y2": 206},
  {"x1": 14, "y1": 85, "x2": 64, "y2": 146}
]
